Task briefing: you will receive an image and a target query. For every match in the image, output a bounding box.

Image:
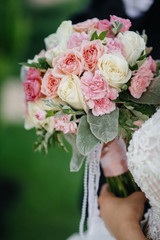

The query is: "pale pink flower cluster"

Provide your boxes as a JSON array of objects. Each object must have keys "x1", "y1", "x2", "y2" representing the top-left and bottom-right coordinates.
[
  {"x1": 81, "y1": 71, "x2": 118, "y2": 116},
  {"x1": 106, "y1": 38, "x2": 125, "y2": 55},
  {"x1": 54, "y1": 115, "x2": 78, "y2": 134},
  {"x1": 129, "y1": 56, "x2": 156, "y2": 98}
]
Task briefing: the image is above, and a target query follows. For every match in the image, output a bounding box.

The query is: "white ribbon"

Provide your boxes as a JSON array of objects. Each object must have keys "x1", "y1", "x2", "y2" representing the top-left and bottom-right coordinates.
[{"x1": 79, "y1": 142, "x2": 103, "y2": 239}]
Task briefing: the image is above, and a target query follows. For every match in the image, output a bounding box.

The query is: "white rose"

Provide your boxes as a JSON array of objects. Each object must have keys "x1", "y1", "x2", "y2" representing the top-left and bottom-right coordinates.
[
  {"x1": 98, "y1": 53, "x2": 132, "y2": 89},
  {"x1": 44, "y1": 21, "x2": 73, "y2": 49},
  {"x1": 117, "y1": 31, "x2": 145, "y2": 65},
  {"x1": 57, "y1": 74, "x2": 88, "y2": 111},
  {"x1": 45, "y1": 41, "x2": 66, "y2": 66},
  {"x1": 25, "y1": 99, "x2": 55, "y2": 133},
  {"x1": 44, "y1": 21, "x2": 73, "y2": 65}
]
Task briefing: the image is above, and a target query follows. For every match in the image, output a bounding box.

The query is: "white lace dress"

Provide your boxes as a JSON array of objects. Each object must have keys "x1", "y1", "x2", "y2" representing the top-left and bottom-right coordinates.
[{"x1": 127, "y1": 109, "x2": 160, "y2": 240}]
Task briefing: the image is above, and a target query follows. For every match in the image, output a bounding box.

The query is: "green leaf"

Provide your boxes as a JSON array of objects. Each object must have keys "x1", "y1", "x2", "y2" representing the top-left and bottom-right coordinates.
[
  {"x1": 131, "y1": 110, "x2": 149, "y2": 121},
  {"x1": 87, "y1": 109, "x2": 119, "y2": 143},
  {"x1": 111, "y1": 20, "x2": 124, "y2": 35},
  {"x1": 124, "y1": 102, "x2": 156, "y2": 116},
  {"x1": 45, "y1": 110, "x2": 58, "y2": 118},
  {"x1": 117, "y1": 23, "x2": 123, "y2": 32},
  {"x1": 64, "y1": 134, "x2": 85, "y2": 172},
  {"x1": 76, "y1": 115, "x2": 99, "y2": 155},
  {"x1": 99, "y1": 30, "x2": 109, "y2": 40},
  {"x1": 19, "y1": 57, "x2": 50, "y2": 70},
  {"x1": 56, "y1": 132, "x2": 68, "y2": 152},
  {"x1": 91, "y1": 31, "x2": 99, "y2": 41},
  {"x1": 129, "y1": 63, "x2": 138, "y2": 71},
  {"x1": 137, "y1": 54, "x2": 147, "y2": 61},
  {"x1": 34, "y1": 128, "x2": 52, "y2": 154}
]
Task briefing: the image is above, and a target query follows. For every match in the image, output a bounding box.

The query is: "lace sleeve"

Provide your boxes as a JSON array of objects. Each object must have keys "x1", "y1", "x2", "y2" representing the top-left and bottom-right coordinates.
[{"x1": 127, "y1": 109, "x2": 160, "y2": 209}]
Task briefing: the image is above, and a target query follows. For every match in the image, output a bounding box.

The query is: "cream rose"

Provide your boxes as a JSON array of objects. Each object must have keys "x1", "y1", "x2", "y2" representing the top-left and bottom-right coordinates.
[
  {"x1": 44, "y1": 21, "x2": 73, "y2": 65},
  {"x1": 117, "y1": 31, "x2": 145, "y2": 65},
  {"x1": 57, "y1": 74, "x2": 88, "y2": 111},
  {"x1": 25, "y1": 99, "x2": 55, "y2": 133},
  {"x1": 98, "y1": 53, "x2": 132, "y2": 89},
  {"x1": 44, "y1": 21, "x2": 73, "y2": 49}
]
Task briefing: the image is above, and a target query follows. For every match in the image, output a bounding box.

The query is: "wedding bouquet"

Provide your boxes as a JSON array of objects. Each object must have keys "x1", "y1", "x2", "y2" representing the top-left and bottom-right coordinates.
[{"x1": 21, "y1": 15, "x2": 160, "y2": 200}]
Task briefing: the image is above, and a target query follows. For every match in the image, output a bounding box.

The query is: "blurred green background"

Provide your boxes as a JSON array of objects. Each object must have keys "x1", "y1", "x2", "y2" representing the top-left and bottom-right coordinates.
[{"x1": 0, "y1": 0, "x2": 89, "y2": 239}]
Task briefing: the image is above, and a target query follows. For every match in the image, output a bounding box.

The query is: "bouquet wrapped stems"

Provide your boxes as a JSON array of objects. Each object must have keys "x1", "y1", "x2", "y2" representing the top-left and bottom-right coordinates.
[{"x1": 106, "y1": 171, "x2": 139, "y2": 198}]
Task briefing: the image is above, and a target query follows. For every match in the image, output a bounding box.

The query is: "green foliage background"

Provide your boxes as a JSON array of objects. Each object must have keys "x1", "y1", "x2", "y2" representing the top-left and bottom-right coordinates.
[{"x1": 0, "y1": 0, "x2": 88, "y2": 239}]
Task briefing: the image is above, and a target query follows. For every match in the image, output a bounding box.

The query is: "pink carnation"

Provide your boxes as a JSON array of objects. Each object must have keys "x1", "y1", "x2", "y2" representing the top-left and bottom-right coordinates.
[
  {"x1": 35, "y1": 110, "x2": 46, "y2": 120},
  {"x1": 41, "y1": 69, "x2": 61, "y2": 98},
  {"x1": 54, "y1": 115, "x2": 78, "y2": 134},
  {"x1": 54, "y1": 49, "x2": 84, "y2": 76},
  {"x1": 67, "y1": 32, "x2": 90, "y2": 49},
  {"x1": 129, "y1": 56, "x2": 156, "y2": 99},
  {"x1": 73, "y1": 18, "x2": 99, "y2": 33},
  {"x1": 81, "y1": 40, "x2": 105, "y2": 71},
  {"x1": 110, "y1": 15, "x2": 131, "y2": 32},
  {"x1": 24, "y1": 67, "x2": 42, "y2": 101},
  {"x1": 107, "y1": 38, "x2": 125, "y2": 56},
  {"x1": 81, "y1": 71, "x2": 107, "y2": 100},
  {"x1": 81, "y1": 71, "x2": 118, "y2": 116},
  {"x1": 88, "y1": 95, "x2": 117, "y2": 116}
]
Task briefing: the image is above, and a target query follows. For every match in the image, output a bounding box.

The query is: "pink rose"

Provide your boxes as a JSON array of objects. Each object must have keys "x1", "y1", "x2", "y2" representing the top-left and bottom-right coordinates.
[
  {"x1": 73, "y1": 18, "x2": 99, "y2": 33},
  {"x1": 67, "y1": 32, "x2": 90, "y2": 49},
  {"x1": 41, "y1": 69, "x2": 61, "y2": 99},
  {"x1": 106, "y1": 38, "x2": 125, "y2": 56},
  {"x1": 101, "y1": 137, "x2": 128, "y2": 177},
  {"x1": 97, "y1": 19, "x2": 111, "y2": 32},
  {"x1": 55, "y1": 115, "x2": 78, "y2": 134},
  {"x1": 110, "y1": 15, "x2": 131, "y2": 32},
  {"x1": 53, "y1": 50, "x2": 84, "y2": 76},
  {"x1": 81, "y1": 40, "x2": 105, "y2": 71},
  {"x1": 129, "y1": 56, "x2": 156, "y2": 99},
  {"x1": 35, "y1": 110, "x2": 46, "y2": 120},
  {"x1": 24, "y1": 68, "x2": 42, "y2": 101},
  {"x1": 23, "y1": 80, "x2": 42, "y2": 102},
  {"x1": 81, "y1": 71, "x2": 107, "y2": 100},
  {"x1": 26, "y1": 67, "x2": 42, "y2": 81}
]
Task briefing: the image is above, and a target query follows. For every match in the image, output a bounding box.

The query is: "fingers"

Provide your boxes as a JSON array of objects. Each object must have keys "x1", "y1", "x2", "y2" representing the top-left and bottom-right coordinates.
[
  {"x1": 100, "y1": 184, "x2": 113, "y2": 197},
  {"x1": 128, "y1": 191, "x2": 147, "y2": 204}
]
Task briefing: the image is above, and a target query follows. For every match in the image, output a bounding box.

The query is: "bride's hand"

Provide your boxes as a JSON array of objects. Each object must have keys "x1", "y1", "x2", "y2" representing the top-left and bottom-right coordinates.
[{"x1": 99, "y1": 184, "x2": 147, "y2": 240}]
